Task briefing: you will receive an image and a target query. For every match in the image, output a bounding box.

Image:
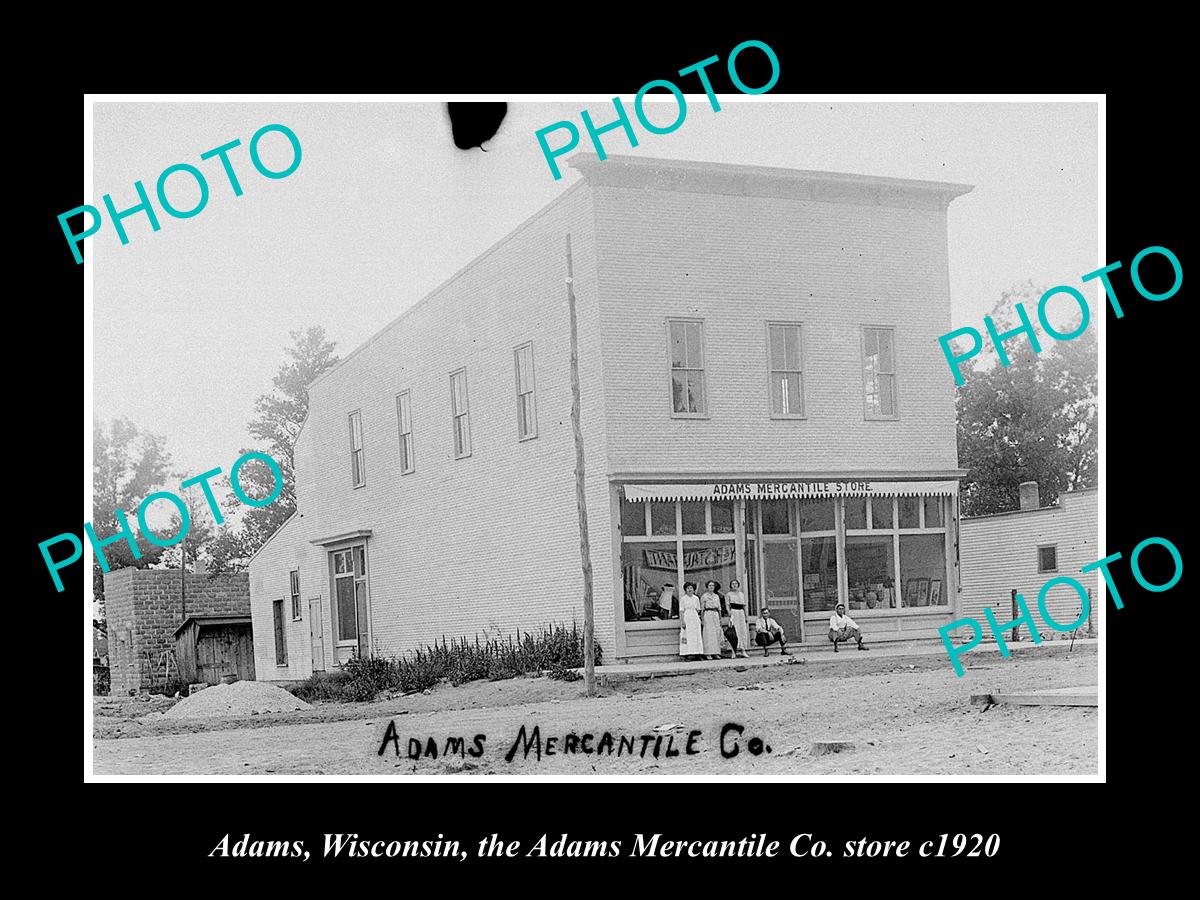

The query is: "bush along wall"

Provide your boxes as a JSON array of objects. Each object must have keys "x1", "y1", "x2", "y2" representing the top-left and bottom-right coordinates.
[{"x1": 290, "y1": 623, "x2": 600, "y2": 703}]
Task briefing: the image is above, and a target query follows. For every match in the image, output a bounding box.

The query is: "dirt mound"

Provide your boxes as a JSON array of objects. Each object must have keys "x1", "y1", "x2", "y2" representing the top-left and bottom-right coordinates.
[{"x1": 163, "y1": 681, "x2": 312, "y2": 720}]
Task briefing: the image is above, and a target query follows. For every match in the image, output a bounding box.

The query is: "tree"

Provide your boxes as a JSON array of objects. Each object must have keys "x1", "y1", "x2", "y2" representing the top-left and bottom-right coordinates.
[
  {"x1": 208, "y1": 327, "x2": 339, "y2": 571},
  {"x1": 955, "y1": 287, "x2": 1098, "y2": 517},
  {"x1": 92, "y1": 418, "x2": 173, "y2": 609},
  {"x1": 159, "y1": 484, "x2": 217, "y2": 570}
]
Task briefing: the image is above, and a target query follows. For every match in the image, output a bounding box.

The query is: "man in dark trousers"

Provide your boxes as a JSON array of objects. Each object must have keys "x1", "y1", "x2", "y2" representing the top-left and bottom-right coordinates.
[{"x1": 754, "y1": 607, "x2": 793, "y2": 656}]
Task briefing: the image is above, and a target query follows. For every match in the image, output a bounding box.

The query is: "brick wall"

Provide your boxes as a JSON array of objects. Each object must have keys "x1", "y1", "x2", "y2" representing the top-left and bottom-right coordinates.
[
  {"x1": 104, "y1": 568, "x2": 250, "y2": 695},
  {"x1": 591, "y1": 180, "x2": 961, "y2": 475}
]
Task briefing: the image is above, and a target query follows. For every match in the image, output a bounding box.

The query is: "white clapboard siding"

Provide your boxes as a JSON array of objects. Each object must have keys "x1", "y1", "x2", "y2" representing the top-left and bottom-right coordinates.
[{"x1": 959, "y1": 490, "x2": 1099, "y2": 639}]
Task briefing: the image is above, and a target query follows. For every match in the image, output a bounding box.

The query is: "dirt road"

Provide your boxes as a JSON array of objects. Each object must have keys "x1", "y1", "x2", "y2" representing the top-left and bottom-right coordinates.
[{"x1": 92, "y1": 647, "x2": 1097, "y2": 776}]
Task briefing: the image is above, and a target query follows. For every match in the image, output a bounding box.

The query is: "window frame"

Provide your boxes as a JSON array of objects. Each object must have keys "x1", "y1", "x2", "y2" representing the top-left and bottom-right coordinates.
[
  {"x1": 620, "y1": 497, "x2": 738, "y2": 625},
  {"x1": 450, "y1": 368, "x2": 471, "y2": 459},
  {"x1": 329, "y1": 543, "x2": 369, "y2": 652},
  {"x1": 861, "y1": 324, "x2": 899, "y2": 421},
  {"x1": 272, "y1": 598, "x2": 288, "y2": 666},
  {"x1": 348, "y1": 409, "x2": 366, "y2": 488},
  {"x1": 513, "y1": 342, "x2": 538, "y2": 441},
  {"x1": 665, "y1": 317, "x2": 709, "y2": 419},
  {"x1": 289, "y1": 569, "x2": 302, "y2": 621},
  {"x1": 765, "y1": 321, "x2": 806, "y2": 419},
  {"x1": 841, "y1": 495, "x2": 949, "y2": 611},
  {"x1": 396, "y1": 390, "x2": 415, "y2": 475},
  {"x1": 1037, "y1": 543, "x2": 1059, "y2": 574}
]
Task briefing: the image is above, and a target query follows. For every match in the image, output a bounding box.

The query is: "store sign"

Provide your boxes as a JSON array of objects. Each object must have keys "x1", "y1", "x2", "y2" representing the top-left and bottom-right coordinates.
[
  {"x1": 644, "y1": 546, "x2": 737, "y2": 571},
  {"x1": 624, "y1": 480, "x2": 958, "y2": 502}
]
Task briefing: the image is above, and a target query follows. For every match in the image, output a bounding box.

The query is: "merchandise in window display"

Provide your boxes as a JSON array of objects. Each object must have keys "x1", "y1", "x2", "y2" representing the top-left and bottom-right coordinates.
[
  {"x1": 929, "y1": 578, "x2": 943, "y2": 605},
  {"x1": 917, "y1": 577, "x2": 931, "y2": 606},
  {"x1": 904, "y1": 578, "x2": 919, "y2": 606}
]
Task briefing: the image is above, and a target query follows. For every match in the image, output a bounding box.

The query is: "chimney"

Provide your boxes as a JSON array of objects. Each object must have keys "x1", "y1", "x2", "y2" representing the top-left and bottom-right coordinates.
[{"x1": 1018, "y1": 481, "x2": 1040, "y2": 511}]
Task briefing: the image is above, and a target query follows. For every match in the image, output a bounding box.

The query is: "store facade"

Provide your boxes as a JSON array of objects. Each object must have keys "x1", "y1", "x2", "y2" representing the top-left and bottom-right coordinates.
[
  {"x1": 615, "y1": 480, "x2": 960, "y2": 659},
  {"x1": 249, "y1": 153, "x2": 972, "y2": 677}
]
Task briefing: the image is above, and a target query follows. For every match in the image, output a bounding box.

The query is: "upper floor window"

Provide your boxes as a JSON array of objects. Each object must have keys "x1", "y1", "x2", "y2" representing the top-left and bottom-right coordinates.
[
  {"x1": 289, "y1": 570, "x2": 301, "y2": 621},
  {"x1": 862, "y1": 326, "x2": 897, "y2": 419},
  {"x1": 348, "y1": 410, "x2": 366, "y2": 487},
  {"x1": 1038, "y1": 544, "x2": 1058, "y2": 573},
  {"x1": 767, "y1": 323, "x2": 805, "y2": 417},
  {"x1": 396, "y1": 391, "x2": 415, "y2": 474},
  {"x1": 514, "y1": 343, "x2": 537, "y2": 440},
  {"x1": 451, "y1": 368, "x2": 471, "y2": 458},
  {"x1": 668, "y1": 318, "x2": 707, "y2": 416}
]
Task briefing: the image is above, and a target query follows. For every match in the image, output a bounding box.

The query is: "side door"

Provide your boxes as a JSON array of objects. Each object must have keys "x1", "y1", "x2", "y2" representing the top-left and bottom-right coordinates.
[{"x1": 309, "y1": 598, "x2": 325, "y2": 672}]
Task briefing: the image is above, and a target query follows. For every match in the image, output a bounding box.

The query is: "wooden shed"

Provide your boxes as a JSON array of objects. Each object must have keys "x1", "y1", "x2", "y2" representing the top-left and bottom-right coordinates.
[{"x1": 173, "y1": 615, "x2": 256, "y2": 685}]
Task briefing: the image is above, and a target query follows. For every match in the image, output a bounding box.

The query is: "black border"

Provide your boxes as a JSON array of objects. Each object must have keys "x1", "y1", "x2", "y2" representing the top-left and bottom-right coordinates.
[{"x1": 35, "y1": 29, "x2": 1186, "y2": 885}]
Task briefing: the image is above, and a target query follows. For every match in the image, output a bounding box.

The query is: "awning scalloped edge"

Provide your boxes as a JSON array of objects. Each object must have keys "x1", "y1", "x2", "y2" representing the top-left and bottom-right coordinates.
[{"x1": 622, "y1": 480, "x2": 959, "y2": 503}]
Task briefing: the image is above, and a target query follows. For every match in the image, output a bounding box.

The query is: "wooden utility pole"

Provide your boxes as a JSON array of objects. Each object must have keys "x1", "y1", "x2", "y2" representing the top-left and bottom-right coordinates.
[
  {"x1": 565, "y1": 234, "x2": 596, "y2": 696},
  {"x1": 180, "y1": 527, "x2": 188, "y2": 624}
]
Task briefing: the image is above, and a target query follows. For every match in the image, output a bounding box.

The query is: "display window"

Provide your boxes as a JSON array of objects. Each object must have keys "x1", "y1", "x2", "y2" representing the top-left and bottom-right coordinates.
[
  {"x1": 620, "y1": 489, "x2": 953, "y2": 636},
  {"x1": 621, "y1": 497, "x2": 739, "y2": 624}
]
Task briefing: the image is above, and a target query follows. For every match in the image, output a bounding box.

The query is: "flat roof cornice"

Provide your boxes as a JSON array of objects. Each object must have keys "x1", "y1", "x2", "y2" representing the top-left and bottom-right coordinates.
[{"x1": 568, "y1": 153, "x2": 973, "y2": 210}]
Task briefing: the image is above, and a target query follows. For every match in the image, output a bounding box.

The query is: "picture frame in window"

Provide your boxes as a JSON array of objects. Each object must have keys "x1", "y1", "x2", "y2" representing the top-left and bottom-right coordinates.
[
  {"x1": 917, "y1": 577, "x2": 931, "y2": 606},
  {"x1": 904, "y1": 578, "x2": 920, "y2": 606},
  {"x1": 929, "y1": 578, "x2": 943, "y2": 605}
]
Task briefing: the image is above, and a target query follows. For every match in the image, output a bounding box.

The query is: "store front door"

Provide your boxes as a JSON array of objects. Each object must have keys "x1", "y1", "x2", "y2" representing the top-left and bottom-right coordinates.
[{"x1": 745, "y1": 499, "x2": 803, "y2": 644}]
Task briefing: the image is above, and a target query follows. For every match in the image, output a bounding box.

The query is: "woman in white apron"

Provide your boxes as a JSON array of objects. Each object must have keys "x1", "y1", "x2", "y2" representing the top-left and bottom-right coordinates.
[
  {"x1": 725, "y1": 579, "x2": 750, "y2": 659},
  {"x1": 700, "y1": 580, "x2": 724, "y2": 660},
  {"x1": 678, "y1": 582, "x2": 704, "y2": 659}
]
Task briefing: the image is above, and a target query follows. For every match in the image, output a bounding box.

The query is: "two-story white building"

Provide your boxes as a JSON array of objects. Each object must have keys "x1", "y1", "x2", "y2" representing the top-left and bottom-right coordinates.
[{"x1": 249, "y1": 154, "x2": 973, "y2": 678}]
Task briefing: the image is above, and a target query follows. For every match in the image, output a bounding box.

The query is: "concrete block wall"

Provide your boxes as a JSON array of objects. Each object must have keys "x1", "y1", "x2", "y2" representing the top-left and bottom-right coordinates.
[{"x1": 104, "y1": 568, "x2": 250, "y2": 695}]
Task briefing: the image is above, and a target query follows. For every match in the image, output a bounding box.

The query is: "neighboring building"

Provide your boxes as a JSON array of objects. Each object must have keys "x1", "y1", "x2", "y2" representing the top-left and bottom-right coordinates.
[
  {"x1": 960, "y1": 484, "x2": 1099, "y2": 638},
  {"x1": 93, "y1": 621, "x2": 110, "y2": 694},
  {"x1": 173, "y1": 615, "x2": 256, "y2": 685},
  {"x1": 250, "y1": 154, "x2": 973, "y2": 674},
  {"x1": 93, "y1": 622, "x2": 109, "y2": 668},
  {"x1": 104, "y1": 568, "x2": 250, "y2": 695}
]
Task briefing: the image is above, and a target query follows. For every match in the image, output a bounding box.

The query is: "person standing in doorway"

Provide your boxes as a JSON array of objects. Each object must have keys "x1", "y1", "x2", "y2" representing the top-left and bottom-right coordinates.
[
  {"x1": 701, "y1": 580, "x2": 723, "y2": 660},
  {"x1": 678, "y1": 582, "x2": 704, "y2": 660},
  {"x1": 725, "y1": 578, "x2": 750, "y2": 659}
]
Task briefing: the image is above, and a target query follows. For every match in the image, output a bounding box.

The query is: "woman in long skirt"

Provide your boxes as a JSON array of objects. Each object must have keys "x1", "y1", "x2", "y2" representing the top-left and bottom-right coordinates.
[
  {"x1": 678, "y1": 582, "x2": 704, "y2": 660},
  {"x1": 700, "y1": 580, "x2": 723, "y2": 660},
  {"x1": 725, "y1": 578, "x2": 750, "y2": 659}
]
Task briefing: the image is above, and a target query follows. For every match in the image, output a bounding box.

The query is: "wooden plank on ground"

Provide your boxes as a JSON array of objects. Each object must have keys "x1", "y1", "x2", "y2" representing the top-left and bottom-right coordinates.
[{"x1": 987, "y1": 686, "x2": 1098, "y2": 707}]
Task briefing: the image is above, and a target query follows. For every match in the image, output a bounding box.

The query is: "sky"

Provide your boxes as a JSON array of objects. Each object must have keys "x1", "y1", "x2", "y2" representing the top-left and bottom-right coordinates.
[{"x1": 92, "y1": 100, "x2": 1098, "y2": 476}]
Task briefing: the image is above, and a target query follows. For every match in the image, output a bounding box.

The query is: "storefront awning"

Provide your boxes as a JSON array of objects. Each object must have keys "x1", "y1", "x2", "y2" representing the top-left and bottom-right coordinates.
[{"x1": 622, "y1": 480, "x2": 958, "y2": 502}]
